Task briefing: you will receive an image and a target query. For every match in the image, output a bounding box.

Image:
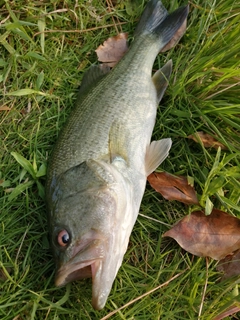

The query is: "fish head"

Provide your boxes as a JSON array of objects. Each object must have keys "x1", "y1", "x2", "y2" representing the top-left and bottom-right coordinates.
[{"x1": 47, "y1": 159, "x2": 135, "y2": 309}]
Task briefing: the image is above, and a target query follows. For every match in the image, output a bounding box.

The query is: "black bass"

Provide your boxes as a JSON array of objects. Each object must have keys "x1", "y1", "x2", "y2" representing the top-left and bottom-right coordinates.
[{"x1": 46, "y1": 0, "x2": 188, "y2": 310}]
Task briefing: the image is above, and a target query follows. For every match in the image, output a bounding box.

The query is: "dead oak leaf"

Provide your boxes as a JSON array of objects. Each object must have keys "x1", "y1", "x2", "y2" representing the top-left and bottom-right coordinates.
[
  {"x1": 217, "y1": 249, "x2": 240, "y2": 280},
  {"x1": 95, "y1": 32, "x2": 128, "y2": 67},
  {"x1": 188, "y1": 131, "x2": 228, "y2": 150},
  {"x1": 163, "y1": 209, "x2": 240, "y2": 260},
  {"x1": 147, "y1": 172, "x2": 199, "y2": 205}
]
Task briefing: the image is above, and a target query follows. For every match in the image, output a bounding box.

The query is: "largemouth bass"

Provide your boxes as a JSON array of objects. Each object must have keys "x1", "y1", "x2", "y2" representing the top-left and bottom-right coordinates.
[{"x1": 46, "y1": 0, "x2": 188, "y2": 310}]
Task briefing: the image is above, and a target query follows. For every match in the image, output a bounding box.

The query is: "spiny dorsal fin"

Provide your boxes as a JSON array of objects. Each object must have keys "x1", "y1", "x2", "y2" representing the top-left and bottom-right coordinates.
[
  {"x1": 145, "y1": 138, "x2": 172, "y2": 176},
  {"x1": 152, "y1": 60, "x2": 172, "y2": 103},
  {"x1": 78, "y1": 64, "x2": 110, "y2": 96}
]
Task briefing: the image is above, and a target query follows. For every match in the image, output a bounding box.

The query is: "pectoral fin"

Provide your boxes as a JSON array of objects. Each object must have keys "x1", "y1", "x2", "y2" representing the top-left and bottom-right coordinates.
[
  {"x1": 152, "y1": 60, "x2": 172, "y2": 103},
  {"x1": 109, "y1": 121, "x2": 128, "y2": 167},
  {"x1": 145, "y1": 138, "x2": 172, "y2": 176}
]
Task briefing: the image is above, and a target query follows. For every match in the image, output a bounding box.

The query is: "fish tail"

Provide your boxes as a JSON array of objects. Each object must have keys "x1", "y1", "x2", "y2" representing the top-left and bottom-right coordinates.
[{"x1": 134, "y1": 0, "x2": 189, "y2": 51}]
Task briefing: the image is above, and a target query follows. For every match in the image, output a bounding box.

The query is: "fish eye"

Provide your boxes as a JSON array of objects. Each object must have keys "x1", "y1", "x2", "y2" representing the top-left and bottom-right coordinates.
[{"x1": 57, "y1": 230, "x2": 70, "y2": 247}]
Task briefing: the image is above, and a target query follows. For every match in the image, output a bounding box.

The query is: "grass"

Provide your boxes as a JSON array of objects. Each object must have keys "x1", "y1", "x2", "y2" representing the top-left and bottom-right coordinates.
[{"x1": 0, "y1": 0, "x2": 240, "y2": 319}]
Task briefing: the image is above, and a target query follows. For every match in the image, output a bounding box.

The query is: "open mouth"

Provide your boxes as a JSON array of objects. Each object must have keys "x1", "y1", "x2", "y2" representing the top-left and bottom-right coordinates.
[
  {"x1": 54, "y1": 237, "x2": 112, "y2": 310},
  {"x1": 55, "y1": 262, "x2": 93, "y2": 286},
  {"x1": 55, "y1": 239, "x2": 104, "y2": 287}
]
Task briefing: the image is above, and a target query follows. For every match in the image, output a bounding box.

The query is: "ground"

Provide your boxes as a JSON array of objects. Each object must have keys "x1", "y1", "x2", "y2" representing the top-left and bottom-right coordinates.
[{"x1": 0, "y1": 0, "x2": 240, "y2": 319}]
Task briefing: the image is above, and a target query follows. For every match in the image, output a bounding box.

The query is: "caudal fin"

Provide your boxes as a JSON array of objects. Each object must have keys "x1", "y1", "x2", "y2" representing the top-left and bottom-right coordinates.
[{"x1": 135, "y1": 0, "x2": 189, "y2": 52}]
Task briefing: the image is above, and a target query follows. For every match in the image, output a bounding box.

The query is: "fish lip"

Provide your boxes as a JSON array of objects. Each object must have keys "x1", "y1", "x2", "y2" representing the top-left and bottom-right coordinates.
[
  {"x1": 54, "y1": 238, "x2": 104, "y2": 287},
  {"x1": 54, "y1": 238, "x2": 110, "y2": 310},
  {"x1": 55, "y1": 260, "x2": 97, "y2": 287}
]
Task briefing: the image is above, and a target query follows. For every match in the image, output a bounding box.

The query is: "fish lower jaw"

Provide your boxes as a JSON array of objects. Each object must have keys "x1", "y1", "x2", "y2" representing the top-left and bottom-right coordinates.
[
  {"x1": 55, "y1": 259, "x2": 108, "y2": 310},
  {"x1": 54, "y1": 257, "x2": 113, "y2": 310},
  {"x1": 55, "y1": 259, "x2": 100, "y2": 287}
]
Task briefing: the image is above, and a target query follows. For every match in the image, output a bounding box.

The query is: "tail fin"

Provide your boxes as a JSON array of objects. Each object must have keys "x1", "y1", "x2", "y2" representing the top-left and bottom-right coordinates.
[
  {"x1": 134, "y1": 0, "x2": 168, "y2": 36},
  {"x1": 135, "y1": 0, "x2": 189, "y2": 52}
]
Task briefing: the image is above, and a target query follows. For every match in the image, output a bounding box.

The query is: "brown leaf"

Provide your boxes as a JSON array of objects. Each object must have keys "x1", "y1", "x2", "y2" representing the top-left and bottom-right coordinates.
[
  {"x1": 217, "y1": 249, "x2": 240, "y2": 280},
  {"x1": 188, "y1": 131, "x2": 228, "y2": 150},
  {"x1": 213, "y1": 305, "x2": 240, "y2": 320},
  {"x1": 163, "y1": 209, "x2": 240, "y2": 260},
  {"x1": 147, "y1": 172, "x2": 199, "y2": 205},
  {"x1": 0, "y1": 105, "x2": 11, "y2": 111},
  {"x1": 0, "y1": 267, "x2": 11, "y2": 281},
  {"x1": 161, "y1": 18, "x2": 187, "y2": 52},
  {"x1": 95, "y1": 32, "x2": 128, "y2": 67}
]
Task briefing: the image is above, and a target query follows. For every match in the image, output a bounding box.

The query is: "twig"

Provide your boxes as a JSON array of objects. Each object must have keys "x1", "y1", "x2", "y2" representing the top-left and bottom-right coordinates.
[
  {"x1": 198, "y1": 257, "x2": 209, "y2": 319},
  {"x1": 0, "y1": 14, "x2": 10, "y2": 25},
  {"x1": 106, "y1": 0, "x2": 122, "y2": 34},
  {"x1": 204, "y1": 81, "x2": 240, "y2": 100},
  {"x1": 101, "y1": 270, "x2": 187, "y2": 320},
  {"x1": 139, "y1": 213, "x2": 171, "y2": 227},
  {"x1": 33, "y1": 22, "x2": 127, "y2": 38},
  {"x1": 15, "y1": 227, "x2": 29, "y2": 263},
  {"x1": 40, "y1": 8, "x2": 68, "y2": 17}
]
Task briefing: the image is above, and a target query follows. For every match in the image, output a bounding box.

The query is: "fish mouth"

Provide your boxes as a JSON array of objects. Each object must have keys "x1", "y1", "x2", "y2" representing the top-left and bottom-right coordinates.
[
  {"x1": 55, "y1": 238, "x2": 104, "y2": 286},
  {"x1": 55, "y1": 238, "x2": 107, "y2": 309},
  {"x1": 55, "y1": 259, "x2": 100, "y2": 286}
]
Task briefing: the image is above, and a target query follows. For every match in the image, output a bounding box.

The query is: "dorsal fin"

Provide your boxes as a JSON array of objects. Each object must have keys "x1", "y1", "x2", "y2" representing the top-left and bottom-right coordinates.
[
  {"x1": 152, "y1": 60, "x2": 172, "y2": 103},
  {"x1": 78, "y1": 64, "x2": 110, "y2": 96}
]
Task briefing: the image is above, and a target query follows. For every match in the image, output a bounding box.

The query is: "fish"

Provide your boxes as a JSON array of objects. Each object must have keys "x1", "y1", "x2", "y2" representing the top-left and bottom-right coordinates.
[{"x1": 45, "y1": 0, "x2": 189, "y2": 310}]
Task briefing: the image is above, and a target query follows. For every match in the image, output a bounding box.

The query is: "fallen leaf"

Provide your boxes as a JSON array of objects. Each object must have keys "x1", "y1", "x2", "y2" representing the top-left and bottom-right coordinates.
[
  {"x1": 213, "y1": 305, "x2": 240, "y2": 320},
  {"x1": 217, "y1": 249, "x2": 240, "y2": 280},
  {"x1": 163, "y1": 209, "x2": 240, "y2": 260},
  {"x1": 95, "y1": 32, "x2": 128, "y2": 67},
  {"x1": 147, "y1": 172, "x2": 199, "y2": 205},
  {"x1": 188, "y1": 131, "x2": 228, "y2": 150},
  {"x1": 161, "y1": 19, "x2": 187, "y2": 52},
  {"x1": 0, "y1": 105, "x2": 11, "y2": 111},
  {"x1": 0, "y1": 267, "x2": 11, "y2": 281},
  {"x1": 0, "y1": 269, "x2": 7, "y2": 281}
]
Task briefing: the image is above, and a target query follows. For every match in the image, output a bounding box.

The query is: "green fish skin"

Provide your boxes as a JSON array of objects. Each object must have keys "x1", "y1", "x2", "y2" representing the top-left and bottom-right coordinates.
[{"x1": 46, "y1": 0, "x2": 189, "y2": 310}]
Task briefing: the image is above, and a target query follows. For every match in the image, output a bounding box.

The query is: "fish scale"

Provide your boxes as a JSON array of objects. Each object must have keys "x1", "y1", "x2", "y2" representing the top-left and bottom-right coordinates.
[
  {"x1": 46, "y1": 0, "x2": 189, "y2": 310},
  {"x1": 48, "y1": 38, "x2": 165, "y2": 178}
]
